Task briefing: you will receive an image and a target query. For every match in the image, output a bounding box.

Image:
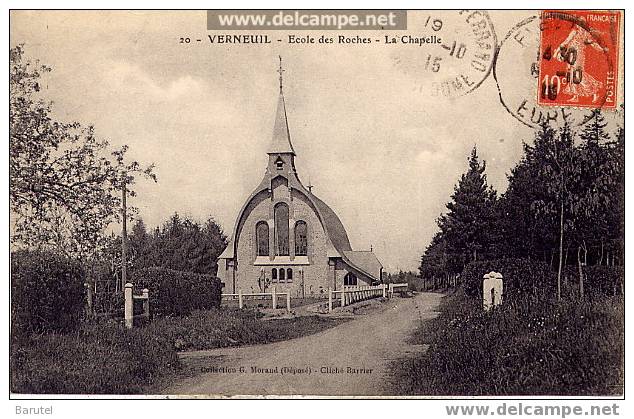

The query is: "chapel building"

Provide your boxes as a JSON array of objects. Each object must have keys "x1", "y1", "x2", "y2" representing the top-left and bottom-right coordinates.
[{"x1": 217, "y1": 63, "x2": 383, "y2": 297}]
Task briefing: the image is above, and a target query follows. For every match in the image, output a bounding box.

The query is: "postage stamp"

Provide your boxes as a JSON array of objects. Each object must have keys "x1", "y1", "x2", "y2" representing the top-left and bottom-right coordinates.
[
  {"x1": 537, "y1": 10, "x2": 621, "y2": 109},
  {"x1": 494, "y1": 15, "x2": 611, "y2": 129}
]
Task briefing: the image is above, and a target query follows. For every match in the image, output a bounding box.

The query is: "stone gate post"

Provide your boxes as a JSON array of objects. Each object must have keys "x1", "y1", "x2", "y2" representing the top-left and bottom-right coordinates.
[{"x1": 124, "y1": 282, "x2": 133, "y2": 329}]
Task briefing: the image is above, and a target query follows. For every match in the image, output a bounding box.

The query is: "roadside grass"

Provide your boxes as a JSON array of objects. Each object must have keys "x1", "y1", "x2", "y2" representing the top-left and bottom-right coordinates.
[
  {"x1": 11, "y1": 322, "x2": 179, "y2": 394},
  {"x1": 11, "y1": 308, "x2": 349, "y2": 394},
  {"x1": 395, "y1": 289, "x2": 624, "y2": 396},
  {"x1": 145, "y1": 308, "x2": 349, "y2": 351}
]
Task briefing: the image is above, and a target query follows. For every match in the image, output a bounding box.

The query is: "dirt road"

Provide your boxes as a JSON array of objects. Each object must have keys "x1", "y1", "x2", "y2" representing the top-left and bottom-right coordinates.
[{"x1": 164, "y1": 292, "x2": 443, "y2": 397}]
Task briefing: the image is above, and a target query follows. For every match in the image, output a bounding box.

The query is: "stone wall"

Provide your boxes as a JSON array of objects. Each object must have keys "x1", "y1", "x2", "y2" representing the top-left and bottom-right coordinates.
[{"x1": 233, "y1": 185, "x2": 333, "y2": 298}]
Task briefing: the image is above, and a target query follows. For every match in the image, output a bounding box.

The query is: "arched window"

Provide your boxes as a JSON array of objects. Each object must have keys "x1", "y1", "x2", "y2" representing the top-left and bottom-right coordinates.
[
  {"x1": 287, "y1": 268, "x2": 293, "y2": 282},
  {"x1": 295, "y1": 221, "x2": 307, "y2": 256},
  {"x1": 256, "y1": 221, "x2": 269, "y2": 256},
  {"x1": 275, "y1": 203, "x2": 289, "y2": 256},
  {"x1": 279, "y1": 268, "x2": 286, "y2": 282},
  {"x1": 272, "y1": 268, "x2": 277, "y2": 282}
]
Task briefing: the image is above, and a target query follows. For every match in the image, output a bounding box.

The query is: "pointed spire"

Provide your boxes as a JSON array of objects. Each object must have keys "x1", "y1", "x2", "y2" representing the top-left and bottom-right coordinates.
[{"x1": 268, "y1": 56, "x2": 295, "y2": 155}]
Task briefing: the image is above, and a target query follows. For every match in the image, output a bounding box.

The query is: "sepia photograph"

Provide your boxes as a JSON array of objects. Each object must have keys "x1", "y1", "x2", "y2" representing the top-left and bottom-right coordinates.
[{"x1": 7, "y1": 6, "x2": 626, "y2": 408}]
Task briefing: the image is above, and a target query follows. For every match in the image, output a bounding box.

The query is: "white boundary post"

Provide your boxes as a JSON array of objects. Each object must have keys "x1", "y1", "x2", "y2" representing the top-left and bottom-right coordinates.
[
  {"x1": 286, "y1": 292, "x2": 291, "y2": 312},
  {"x1": 341, "y1": 287, "x2": 345, "y2": 308},
  {"x1": 238, "y1": 290, "x2": 243, "y2": 309},
  {"x1": 328, "y1": 288, "x2": 333, "y2": 312},
  {"x1": 272, "y1": 286, "x2": 277, "y2": 309}
]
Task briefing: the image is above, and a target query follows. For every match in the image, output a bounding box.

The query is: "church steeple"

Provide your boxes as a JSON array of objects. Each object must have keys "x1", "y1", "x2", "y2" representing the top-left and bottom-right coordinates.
[{"x1": 268, "y1": 56, "x2": 296, "y2": 156}]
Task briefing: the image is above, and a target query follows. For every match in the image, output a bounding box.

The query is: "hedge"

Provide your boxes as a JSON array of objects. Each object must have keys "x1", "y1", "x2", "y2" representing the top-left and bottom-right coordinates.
[
  {"x1": 563, "y1": 265, "x2": 624, "y2": 298},
  {"x1": 11, "y1": 322, "x2": 179, "y2": 394},
  {"x1": 462, "y1": 258, "x2": 556, "y2": 302},
  {"x1": 11, "y1": 250, "x2": 86, "y2": 338},
  {"x1": 463, "y1": 258, "x2": 623, "y2": 302},
  {"x1": 133, "y1": 267, "x2": 223, "y2": 317}
]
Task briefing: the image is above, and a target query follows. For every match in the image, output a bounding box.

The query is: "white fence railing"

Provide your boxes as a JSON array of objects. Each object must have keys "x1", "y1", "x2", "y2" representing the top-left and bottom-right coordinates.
[
  {"x1": 388, "y1": 282, "x2": 408, "y2": 296},
  {"x1": 223, "y1": 282, "x2": 410, "y2": 314},
  {"x1": 328, "y1": 284, "x2": 387, "y2": 312},
  {"x1": 222, "y1": 287, "x2": 291, "y2": 311}
]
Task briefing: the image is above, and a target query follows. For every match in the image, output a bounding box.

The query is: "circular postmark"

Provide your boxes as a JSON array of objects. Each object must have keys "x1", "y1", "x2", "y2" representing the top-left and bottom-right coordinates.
[
  {"x1": 494, "y1": 13, "x2": 617, "y2": 128},
  {"x1": 392, "y1": 10, "x2": 497, "y2": 99}
]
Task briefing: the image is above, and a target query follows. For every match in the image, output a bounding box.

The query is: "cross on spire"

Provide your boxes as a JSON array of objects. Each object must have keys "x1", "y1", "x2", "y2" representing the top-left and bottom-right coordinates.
[
  {"x1": 277, "y1": 55, "x2": 285, "y2": 92},
  {"x1": 268, "y1": 56, "x2": 295, "y2": 156}
]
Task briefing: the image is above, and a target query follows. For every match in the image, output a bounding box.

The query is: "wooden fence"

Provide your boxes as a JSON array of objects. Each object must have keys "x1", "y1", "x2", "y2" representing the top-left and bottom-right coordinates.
[
  {"x1": 222, "y1": 282, "x2": 411, "y2": 314},
  {"x1": 124, "y1": 282, "x2": 150, "y2": 329},
  {"x1": 388, "y1": 282, "x2": 408, "y2": 297},
  {"x1": 328, "y1": 284, "x2": 384, "y2": 312},
  {"x1": 222, "y1": 287, "x2": 291, "y2": 311}
]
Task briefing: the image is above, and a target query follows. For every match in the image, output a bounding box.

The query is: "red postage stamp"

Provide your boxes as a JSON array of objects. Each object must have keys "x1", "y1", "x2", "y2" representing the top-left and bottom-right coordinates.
[{"x1": 537, "y1": 10, "x2": 621, "y2": 109}]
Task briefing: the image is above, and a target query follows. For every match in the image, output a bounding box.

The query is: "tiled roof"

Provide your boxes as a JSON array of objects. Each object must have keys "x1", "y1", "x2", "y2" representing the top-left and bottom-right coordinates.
[
  {"x1": 268, "y1": 92, "x2": 295, "y2": 155},
  {"x1": 343, "y1": 250, "x2": 383, "y2": 278},
  {"x1": 308, "y1": 193, "x2": 352, "y2": 253}
]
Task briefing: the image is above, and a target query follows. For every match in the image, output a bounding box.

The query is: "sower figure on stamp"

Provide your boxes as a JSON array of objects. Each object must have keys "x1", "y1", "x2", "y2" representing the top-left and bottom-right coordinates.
[{"x1": 556, "y1": 25, "x2": 606, "y2": 103}]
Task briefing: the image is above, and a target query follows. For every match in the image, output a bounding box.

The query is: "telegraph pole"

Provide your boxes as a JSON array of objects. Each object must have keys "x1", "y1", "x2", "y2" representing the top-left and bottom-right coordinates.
[{"x1": 121, "y1": 173, "x2": 128, "y2": 292}]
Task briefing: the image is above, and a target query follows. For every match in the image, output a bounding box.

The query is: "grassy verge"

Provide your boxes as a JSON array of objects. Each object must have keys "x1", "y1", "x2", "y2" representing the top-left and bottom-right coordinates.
[
  {"x1": 145, "y1": 308, "x2": 349, "y2": 351},
  {"x1": 394, "y1": 289, "x2": 623, "y2": 396},
  {"x1": 11, "y1": 323, "x2": 179, "y2": 394},
  {"x1": 11, "y1": 308, "x2": 349, "y2": 394}
]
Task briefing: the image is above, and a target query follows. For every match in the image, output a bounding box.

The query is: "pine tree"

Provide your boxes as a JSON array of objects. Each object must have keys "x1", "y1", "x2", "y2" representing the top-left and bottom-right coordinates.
[
  {"x1": 437, "y1": 146, "x2": 497, "y2": 268},
  {"x1": 128, "y1": 218, "x2": 150, "y2": 271}
]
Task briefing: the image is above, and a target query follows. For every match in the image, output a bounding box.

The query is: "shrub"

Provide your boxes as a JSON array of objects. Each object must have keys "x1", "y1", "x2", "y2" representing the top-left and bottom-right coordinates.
[
  {"x1": 563, "y1": 265, "x2": 624, "y2": 298},
  {"x1": 462, "y1": 258, "x2": 555, "y2": 302},
  {"x1": 404, "y1": 275, "x2": 425, "y2": 291},
  {"x1": 396, "y1": 289, "x2": 624, "y2": 396},
  {"x1": 584, "y1": 265, "x2": 624, "y2": 296},
  {"x1": 133, "y1": 267, "x2": 223, "y2": 317},
  {"x1": 93, "y1": 290, "x2": 124, "y2": 318},
  {"x1": 11, "y1": 250, "x2": 86, "y2": 338},
  {"x1": 10, "y1": 322, "x2": 179, "y2": 394}
]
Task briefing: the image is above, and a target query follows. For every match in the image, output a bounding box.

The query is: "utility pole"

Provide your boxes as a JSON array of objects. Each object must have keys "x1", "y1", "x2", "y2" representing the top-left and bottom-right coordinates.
[{"x1": 121, "y1": 173, "x2": 128, "y2": 292}]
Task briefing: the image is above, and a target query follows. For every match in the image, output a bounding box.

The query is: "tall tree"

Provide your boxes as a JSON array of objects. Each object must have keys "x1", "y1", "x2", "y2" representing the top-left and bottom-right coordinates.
[
  {"x1": 419, "y1": 231, "x2": 463, "y2": 283},
  {"x1": 10, "y1": 45, "x2": 156, "y2": 258},
  {"x1": 437, "y1": 146, "x2": 497, "y2": 267},
  {"x1": 500, "y1": 127, "x2": 561, "y2": 263},
  {"x1": 571, "y1": 113, "x2": 619, "y2": 296},
  {"x1": 128, "y1": 213, "x2": 228, "y2": 276},
  {"x1": 529, "y1": 122, "x2": 577, "y2": 300},
  {"x1": 128, "y1": 218, "x2": 151, "y2": 270}
]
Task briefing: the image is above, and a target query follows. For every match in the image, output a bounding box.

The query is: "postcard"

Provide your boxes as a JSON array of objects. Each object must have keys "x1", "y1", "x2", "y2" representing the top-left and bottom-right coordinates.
[{"x1": 9, "y1": 9, "x2": 625, "y2": 402}]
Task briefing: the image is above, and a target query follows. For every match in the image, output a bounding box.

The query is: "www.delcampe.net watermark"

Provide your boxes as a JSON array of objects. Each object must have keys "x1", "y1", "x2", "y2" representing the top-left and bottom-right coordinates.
[{"x1": 207, "y1": 10, "x2": 407, "y2": 30}]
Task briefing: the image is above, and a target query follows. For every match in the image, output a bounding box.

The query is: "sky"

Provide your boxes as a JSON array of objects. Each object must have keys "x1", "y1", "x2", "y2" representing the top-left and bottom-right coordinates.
[{"x1": 9, "y1": 10, "x2": 624, "y2": 272}]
